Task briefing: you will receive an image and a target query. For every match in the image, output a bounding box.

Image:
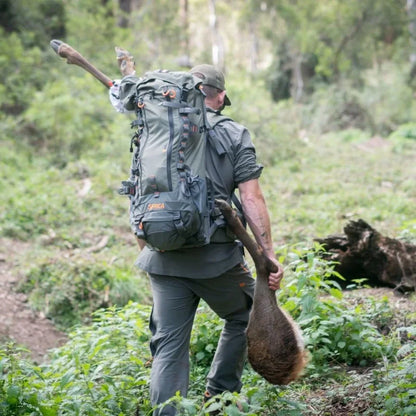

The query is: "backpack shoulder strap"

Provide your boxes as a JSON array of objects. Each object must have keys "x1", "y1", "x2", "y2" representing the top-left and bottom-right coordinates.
[
  {"x1": 206, "y1": 110, "x2": 233, "y2": 156},
  {"x1": 206, "y1": 109, "x2": 232, "y2": 128}
]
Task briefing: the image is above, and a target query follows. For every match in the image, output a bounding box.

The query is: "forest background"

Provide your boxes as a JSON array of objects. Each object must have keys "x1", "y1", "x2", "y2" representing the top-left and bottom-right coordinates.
[{"x1": 0, "y1": 0, "x2": 415, "y2": 415}]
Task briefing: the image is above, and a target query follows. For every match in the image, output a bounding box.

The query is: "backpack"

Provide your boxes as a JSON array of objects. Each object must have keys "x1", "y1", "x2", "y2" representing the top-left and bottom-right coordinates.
[{"x1": 118, "y1": 70, "x2": 223, "y2": 251}]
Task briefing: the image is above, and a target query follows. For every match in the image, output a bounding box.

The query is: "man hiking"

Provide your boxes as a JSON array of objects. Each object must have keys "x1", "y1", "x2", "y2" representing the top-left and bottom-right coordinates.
[{"x1": 110, "y1": 62, "x2": 283, "y2": 416}]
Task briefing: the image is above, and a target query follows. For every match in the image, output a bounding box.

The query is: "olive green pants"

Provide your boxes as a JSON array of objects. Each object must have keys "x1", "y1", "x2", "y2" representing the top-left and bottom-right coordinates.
[{"x1": 148, "y1": 263, "x2": 255, "y2": 416}]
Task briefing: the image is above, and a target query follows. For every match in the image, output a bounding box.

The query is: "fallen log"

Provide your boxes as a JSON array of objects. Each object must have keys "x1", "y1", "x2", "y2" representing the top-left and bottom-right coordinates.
[
  {"x1": 216, "y1": 199, "x2": 307, "y2": 385},
  {"x1": 315, "y1": 219, "x2": 416, "y2": 294}
]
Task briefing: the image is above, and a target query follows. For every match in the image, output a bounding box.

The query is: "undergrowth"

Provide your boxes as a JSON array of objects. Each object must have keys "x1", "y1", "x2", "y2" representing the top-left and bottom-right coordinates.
[{"x1": 1, "y1": 248, "x2": 414, "y2": 415}]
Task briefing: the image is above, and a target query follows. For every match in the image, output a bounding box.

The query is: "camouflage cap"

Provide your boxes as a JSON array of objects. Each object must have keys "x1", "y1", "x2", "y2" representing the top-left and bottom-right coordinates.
[{"x1": 190, "y1": 64, "x2": 231, "y2": 106}]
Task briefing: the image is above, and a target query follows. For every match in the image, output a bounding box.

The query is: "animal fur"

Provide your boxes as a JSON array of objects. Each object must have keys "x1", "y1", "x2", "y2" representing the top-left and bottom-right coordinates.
[{"x1": 216, "y1": 199, "x2": 308, "y2": 385}]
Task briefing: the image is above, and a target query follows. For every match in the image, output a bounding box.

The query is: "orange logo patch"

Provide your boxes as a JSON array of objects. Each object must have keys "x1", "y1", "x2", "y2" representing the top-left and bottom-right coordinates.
[{"x1": 148, "y1": 203, "x2": 165, "y2": 210}]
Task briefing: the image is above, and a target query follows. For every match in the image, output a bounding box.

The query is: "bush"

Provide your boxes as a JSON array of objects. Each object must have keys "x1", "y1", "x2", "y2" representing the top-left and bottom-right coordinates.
[
  {"x1": 278, "y1": 246, "x2": 398, "y2": 371},
  {"x1": 0, "y1": 29, "x2": 46, "y2": 115},
  {"x1": 21, "y1": 77, "x2": 114, "y2": 164},
  {"x1": 17, "y1": 256, "x2": 148, "y2": 329},
  {"x1": 371, "y1": 330, "x2": 416, "y2": 415},
  {"x1": 225, "y1": 75, "x2": 302, "y2": 166},
  {"x1": 0, "y1": 304, "x2": 153, "y2": 416},
  {"x1": 189, "y1": 304, "x2": 222, "y2": 368}
]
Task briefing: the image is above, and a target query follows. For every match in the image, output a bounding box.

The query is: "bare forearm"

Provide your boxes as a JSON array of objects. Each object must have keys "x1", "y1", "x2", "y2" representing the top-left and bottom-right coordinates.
[
  {"x1": 238, "y1": 178, "x2": 284, "y2": 290},
  {"x1": 239, "y1": 180, "x2": 274, "y2": 256}
]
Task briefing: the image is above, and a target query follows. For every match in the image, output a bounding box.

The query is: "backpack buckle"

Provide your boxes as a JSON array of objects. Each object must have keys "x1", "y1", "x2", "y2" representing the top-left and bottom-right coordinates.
[{"x1": 118, "y1": 180, "x2": 136, "y2": 196}]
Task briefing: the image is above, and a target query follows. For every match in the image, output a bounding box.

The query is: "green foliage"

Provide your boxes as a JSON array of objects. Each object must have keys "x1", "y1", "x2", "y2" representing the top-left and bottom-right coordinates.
[
  {"x1": 224, "y1": 76, "x2": 302, "y2": 166},
  {"x1": 0, "y1": 261, "x2": 413, "y2": 415},
  {"x1": 0, "y1": 1, "x2": 415, "y2": 414},
  {"x1": 21, "y1": 77, "x2": 114, "y2": 163},
  {"x1": 0, "y1": 132, "x2": 130, "y2": 242},
  {"x1": 0, "y1": 163, "x2": 81, "y2": 239},
  {"x1": 371, "y1": 332, "x2": 416, "y2": 415},
  {"x1": 0, "y1": 304, "x2": 306, "y2": 416},
  {"x1": 262, "y1": 123, "x2": 416, "y2": 244},
  {"x1": 0, "y1": 0, "x2": 65, "y2": 47},
  {"x1": 190, "y1": 304, "x2": 222, "y2": 367},
  {"x1": 0, "y1": 304, "x2": 153, "y2": 415},
  {"x1": 260, "y1": 0, "x2": 407, "y2": 98},
  {"x1": 0, "y1": 29, "x2": 45, "y2": 114},
  {"x1": 279, "y1": 246, "x2": 398, "y2": 370},
  {"x1": 398, "y1": 219, "x2": 416, "y2": 244},
  {"x1": 390, "y1": 123, "x2": 416, "y2": 140},
  {"x1": 17, "y1": 255, "x2": 148, "y2": 329}
]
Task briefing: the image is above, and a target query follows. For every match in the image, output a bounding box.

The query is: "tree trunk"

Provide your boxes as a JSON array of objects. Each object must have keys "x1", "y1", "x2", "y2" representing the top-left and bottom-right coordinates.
[
  {"x1": 208, "y1": 0, "x2": 225, "y2": 70},
  {"x1": 292, "y1": 53, "x2": 304, "y2": 102},
  {"x1": 249, "y1": 18, "x2": 259, "y2": 74},
  {"x1": 117, "y1": 0, "x2": 132, "y2": 28},
  {"x1": 407, "y1": 0, "x2": 416, "y2": 80},
  {"x1": 177, "y1": 0, "x2": 192, "y2": 68},
  {"x1": 316, "y1": 219, "x2": 416, "y2": 294}
]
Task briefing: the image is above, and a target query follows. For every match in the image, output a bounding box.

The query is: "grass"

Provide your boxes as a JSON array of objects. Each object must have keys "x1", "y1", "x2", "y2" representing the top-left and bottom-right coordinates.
[{"x1": 260, "y1": 129, "x2": 416, "y2": 245}]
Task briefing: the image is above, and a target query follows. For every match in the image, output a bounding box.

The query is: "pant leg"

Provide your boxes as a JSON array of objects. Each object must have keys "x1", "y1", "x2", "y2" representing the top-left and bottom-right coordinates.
[
  {"x1": 188, "y1": 263, "x2": 255, "y2": 395},
  {"x1": 148, "y1": 273, "x2": 200, "y2": 416}
]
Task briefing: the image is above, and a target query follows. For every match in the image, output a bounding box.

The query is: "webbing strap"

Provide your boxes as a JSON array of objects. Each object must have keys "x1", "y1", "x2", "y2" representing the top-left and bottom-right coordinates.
[
  {"x1": 177, "y1": 112, "x2": 191, "y2": 182},
  {"x1": 232, "y1": 192, "x2": 247, "y2": 228},
  {"x1": 207, "y1": 128, "x2": 227, "y2": 156},
  {"x1": 160, "y1": 101, "x2": 201, "y2": 114}
]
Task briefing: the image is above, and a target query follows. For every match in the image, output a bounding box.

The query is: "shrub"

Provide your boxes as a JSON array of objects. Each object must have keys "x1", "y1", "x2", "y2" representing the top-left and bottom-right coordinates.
[
  {"x1": 0, "y1": 29, "x2": 44, "y2": 115},
  {"x1": 371, "y1": 329, "x2": 416, "y2": 415},
  {"x1": 278, "y1": 246, "x2": 398, "y2": 371},
  {"x1": 0, "y1": 304, "x2": 152, "y2": 416},
  {"x1": 17, "y1": 256, "x2": 148, "y2": 329},
  {"x1": 189, "y1": 304, "x2": 222, "y2": 368},
  {"x1": 21, "y1": 78, "x2": 114, "y2": 164}
]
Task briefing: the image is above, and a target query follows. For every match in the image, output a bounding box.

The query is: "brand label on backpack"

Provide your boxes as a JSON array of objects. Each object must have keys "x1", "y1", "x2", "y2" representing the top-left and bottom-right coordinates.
[{"x1": 147, "y1": 203, "x2": 165, "y2": 211}]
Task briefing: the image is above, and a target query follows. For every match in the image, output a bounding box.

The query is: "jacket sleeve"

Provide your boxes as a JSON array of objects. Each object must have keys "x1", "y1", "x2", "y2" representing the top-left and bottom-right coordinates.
[
  {"x1": 233, "y1": 127, "x2": 263, "y2": 184},
  {"x1": 214, "y1": 119, "x2": 263, "y2": 185},
  {"x1": 119, "y1": 75, "x2": 140, "y2": 111}
]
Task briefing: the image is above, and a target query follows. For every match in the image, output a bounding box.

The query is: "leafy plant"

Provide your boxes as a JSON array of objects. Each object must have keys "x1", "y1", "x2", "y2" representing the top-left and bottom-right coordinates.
[
  {"x1": 278, "y1": 246, "x2": 398, "y2": 371},
  {"x1": 17, "y1": 256, "x2": 149, "y2": 329},
  {"x1": 189, "y1": 304, "x2": 223, "y2": 368},
  {"x1": 371, "y1": 332, "x2": 416, "y2": 415},
  {"x1": 1, "y1": 1, "x2": 416, "y2": 414},
  {"x1": 0, "y1": 304, "x2": 153, "y2": 416}
]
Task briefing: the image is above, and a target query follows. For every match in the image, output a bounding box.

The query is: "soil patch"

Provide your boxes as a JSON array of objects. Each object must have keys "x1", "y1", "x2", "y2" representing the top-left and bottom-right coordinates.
[{"x1": 0, "y1": 238, "x2": 67, "y2": 363}]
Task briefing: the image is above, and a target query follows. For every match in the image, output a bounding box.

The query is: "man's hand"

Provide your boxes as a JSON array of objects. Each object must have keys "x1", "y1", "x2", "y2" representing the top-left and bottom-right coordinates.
[{"x1": 268, "y1": 257, "x2": 284, "y2": 291}]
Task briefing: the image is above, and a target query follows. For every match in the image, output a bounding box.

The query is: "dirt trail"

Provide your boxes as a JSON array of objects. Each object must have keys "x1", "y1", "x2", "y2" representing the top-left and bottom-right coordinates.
[{"x1": 0, "y1": 238, "x2": 67, "y2": 363}]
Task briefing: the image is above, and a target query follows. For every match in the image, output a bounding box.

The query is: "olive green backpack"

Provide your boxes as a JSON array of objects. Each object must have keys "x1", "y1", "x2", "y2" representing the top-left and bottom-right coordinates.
[{"x1": 118, "y1": 70, "x2": 223, "y2": 251}]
